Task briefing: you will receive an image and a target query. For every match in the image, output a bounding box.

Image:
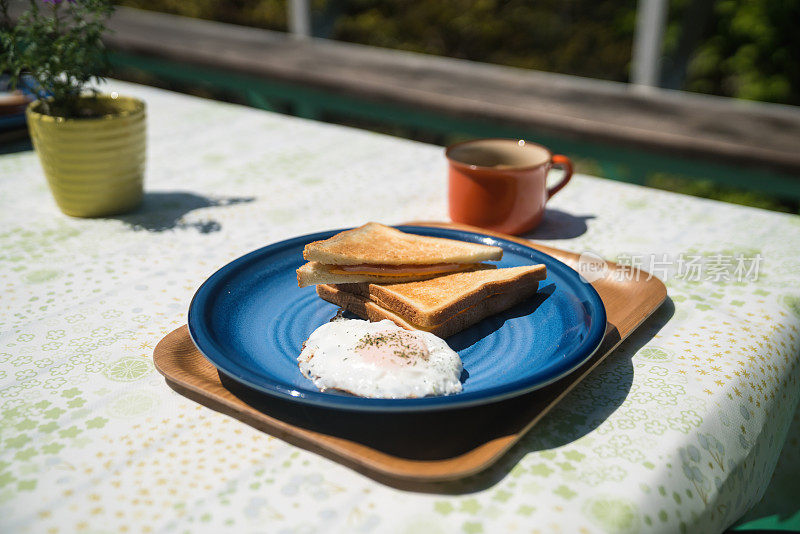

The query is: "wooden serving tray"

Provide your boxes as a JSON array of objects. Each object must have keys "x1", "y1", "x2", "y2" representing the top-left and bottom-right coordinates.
[{"x1": 153, "y1": 222, "x2": 667, "y2": 487}]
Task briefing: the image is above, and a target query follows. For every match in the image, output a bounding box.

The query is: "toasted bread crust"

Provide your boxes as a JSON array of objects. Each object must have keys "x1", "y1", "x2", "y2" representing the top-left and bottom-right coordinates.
[
  {"x1": 316, "y1": 284, "x2": 418, "y2": 329},
  {"x1": 297, "y1": 261, "x2": 487, "y2": 288},
  {"x1": 332, "y1": 265, "x2": 545, "y2": 326},
  {"x1": 317, "y1": 282, "x2": 541, "y2": 338},
  {"x1": 302, "y1": 222, "x2": 503, "y2": 265}
]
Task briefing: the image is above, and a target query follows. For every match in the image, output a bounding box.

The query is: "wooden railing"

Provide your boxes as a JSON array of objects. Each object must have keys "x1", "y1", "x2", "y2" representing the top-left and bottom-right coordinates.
[{"x1": 102, "y1": 7, "x2": 800, "y2": 198}]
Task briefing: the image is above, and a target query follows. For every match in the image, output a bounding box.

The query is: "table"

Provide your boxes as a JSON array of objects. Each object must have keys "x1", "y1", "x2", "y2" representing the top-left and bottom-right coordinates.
[{"x1": 1, "y1": 81, "x2": 798, "y2": 533}]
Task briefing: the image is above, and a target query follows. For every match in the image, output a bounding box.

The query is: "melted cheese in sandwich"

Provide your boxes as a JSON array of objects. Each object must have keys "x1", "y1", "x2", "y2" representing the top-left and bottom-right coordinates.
[{"x1": 328, "y1": 263, "x2": 468, "y2": 276}]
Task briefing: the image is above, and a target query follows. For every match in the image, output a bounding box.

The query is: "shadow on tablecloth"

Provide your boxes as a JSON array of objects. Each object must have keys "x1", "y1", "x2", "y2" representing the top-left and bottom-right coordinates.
[
  {"x1": 522, "y1": 208, "x2": 595, "y2": 240},
  {"x1": 108, "y1": 191, "x2": 254, "y2": 233}
]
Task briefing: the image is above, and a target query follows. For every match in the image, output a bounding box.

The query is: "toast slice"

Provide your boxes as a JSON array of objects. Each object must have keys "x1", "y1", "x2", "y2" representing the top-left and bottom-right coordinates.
[
  {"x1": 333, "y1": 265, "x2": 546, "y2": 327},
  {"x1": 298, "y1": 261, "x2": 492, "y2": 287},
  {"x1": 317, "y1": 280, "x2": 542, "y2": 338},
  {"x1": 302, "y1": 222, "x2": 503, "y2": 265}
]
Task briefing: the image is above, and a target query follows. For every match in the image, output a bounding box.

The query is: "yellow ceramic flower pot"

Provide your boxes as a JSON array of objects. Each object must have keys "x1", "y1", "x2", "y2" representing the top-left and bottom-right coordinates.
[{"x1": 26, "y1": 94, "x2": 146, "y2": 217}]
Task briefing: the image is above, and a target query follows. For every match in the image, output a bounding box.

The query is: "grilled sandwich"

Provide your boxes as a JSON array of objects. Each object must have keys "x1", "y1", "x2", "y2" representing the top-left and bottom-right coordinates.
[
  {"x1": 297, "y1": 222, "x2": 503, "y2": 287},
  {"x1": 316, "y1": 264, "x2": 547, "y2": 338}
]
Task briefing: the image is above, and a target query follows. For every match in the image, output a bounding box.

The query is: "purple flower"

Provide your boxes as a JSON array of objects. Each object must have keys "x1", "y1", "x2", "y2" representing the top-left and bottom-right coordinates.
[{"x1": 43, "y1": 0, "x2": 76, "y2": 4}]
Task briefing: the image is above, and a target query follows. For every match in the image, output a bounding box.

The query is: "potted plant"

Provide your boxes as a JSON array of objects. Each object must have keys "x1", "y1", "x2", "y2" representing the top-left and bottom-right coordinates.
[{"x1": 1, "y1": 0, "x2": 145, "y2": 217}]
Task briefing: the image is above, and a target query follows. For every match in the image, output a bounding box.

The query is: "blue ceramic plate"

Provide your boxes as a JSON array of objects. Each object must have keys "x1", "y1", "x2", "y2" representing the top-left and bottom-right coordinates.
[{"x1": 188, "y1": 226, "x2": 606, "y2": 412}]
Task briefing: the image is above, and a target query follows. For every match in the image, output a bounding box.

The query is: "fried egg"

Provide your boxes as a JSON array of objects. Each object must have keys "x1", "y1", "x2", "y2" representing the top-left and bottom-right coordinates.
[{"x1": 298, "y1": 319, "x2": 463, "y2": 398}]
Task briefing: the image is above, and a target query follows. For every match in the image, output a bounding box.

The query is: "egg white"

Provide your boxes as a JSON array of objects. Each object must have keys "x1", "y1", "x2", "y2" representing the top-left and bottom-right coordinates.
[{"x1": 298, "y1": 319, "x2": 463, "y2": 398}]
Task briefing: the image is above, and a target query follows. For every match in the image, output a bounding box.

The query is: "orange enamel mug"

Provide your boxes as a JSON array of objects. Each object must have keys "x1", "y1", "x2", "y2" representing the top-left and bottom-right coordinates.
[{"x1": 446, "y1": 139, "x2": 573, "y2": 235}]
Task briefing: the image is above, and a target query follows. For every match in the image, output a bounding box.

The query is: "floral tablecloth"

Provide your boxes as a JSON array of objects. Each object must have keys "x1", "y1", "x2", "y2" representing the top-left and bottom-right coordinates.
[{"x1": 1, "y1": 81, "x2": 799, "y2": 534}]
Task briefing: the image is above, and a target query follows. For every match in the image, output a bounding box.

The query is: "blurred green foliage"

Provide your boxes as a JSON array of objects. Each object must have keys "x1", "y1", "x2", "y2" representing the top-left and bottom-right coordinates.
[
  {"x1": 117, "y1": 0, "x2": 289, "y2": 31},
  {"x1": 665, "y1": 0, "x2": 800, "y2": 104},
  {"x1": 328, "y1": 0, "x2": 636, "y2": 81},
  {"x1": 116, "y1": 0, "x2": 800, "y2": 104}
]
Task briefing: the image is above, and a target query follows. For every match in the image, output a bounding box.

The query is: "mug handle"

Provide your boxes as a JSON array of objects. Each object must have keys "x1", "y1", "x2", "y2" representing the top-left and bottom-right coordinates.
[{"x1": 546, "y1": 154, "x2": 573, "y2": 199}]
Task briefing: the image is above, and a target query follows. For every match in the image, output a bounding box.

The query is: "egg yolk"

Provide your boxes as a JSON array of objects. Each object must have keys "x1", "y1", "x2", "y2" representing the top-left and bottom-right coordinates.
[{"x1": 354, "y1": 330, "x2": 430, "y2": 367}]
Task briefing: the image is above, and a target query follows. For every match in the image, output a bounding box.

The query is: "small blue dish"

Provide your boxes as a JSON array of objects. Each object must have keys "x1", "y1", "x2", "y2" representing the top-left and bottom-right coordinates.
[{"x1": 188, "y1": 226, "x2": 606, "y2": 412}]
